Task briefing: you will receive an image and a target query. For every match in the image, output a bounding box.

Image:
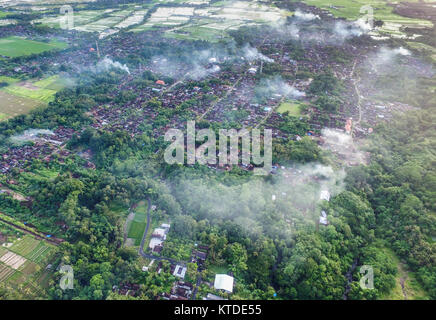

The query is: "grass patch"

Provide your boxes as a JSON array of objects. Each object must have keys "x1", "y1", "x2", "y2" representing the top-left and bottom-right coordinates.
[
  {"x1": 0, "y1": 76, "x2": 20, "y2": 85},
  {"x1": 0, "y1": 36, "x2": 67, "y2": 58},
  {"x1": 0, "y1": 90, "x2": 42, "y2": 121},
  {"x1": 276, "y1": 100, "x2": 303, "y2": 116},
  {"x1": 2, "y1": 85, "x2": 57, "y2": 102},
  {"x1": 126, "y1": 201, "x2": 150, "y2": 245},
  {"x1": 379, "y1": 247, "x2": 429, "y2": 300},
  {"x1": 33, "y1": 168, "x2": 60, "y2": 180},
  {"x1": 10, "y1": 235, "x2": 40, "y2": 256},
  {"x1": 127, "y1": 221, "x2": 146, "y2": 245}
]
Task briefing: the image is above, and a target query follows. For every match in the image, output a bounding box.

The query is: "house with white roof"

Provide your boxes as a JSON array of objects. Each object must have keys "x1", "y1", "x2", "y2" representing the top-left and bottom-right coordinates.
[{"x1": 214, "y1": 274, "x2": 234, "y2": 293}]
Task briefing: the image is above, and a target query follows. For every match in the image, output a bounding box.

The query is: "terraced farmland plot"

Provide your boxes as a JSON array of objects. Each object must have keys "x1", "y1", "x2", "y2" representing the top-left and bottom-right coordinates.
[
  {"x1": 0, "y1": 251, "x2": 27, "y2": 269},
  {"x1": 0, "y1": 264, "x2": 14, "y2": 281},
  {"x1": 114, "y1": 9, "x2": 149, "y2": 29},
  {"x1": 75, "y1": 16, "x2": 125, "y2": 32},
  {"x1": 26, "y1": 242, "x2": 54, "y2": 264},
  {"x1": 20, "y1": 260, "x2": 39, "y2": 275},
  {"x1": 10, "y1": 235, "x2": 39, "y2": 256},
  {"x1": 36, "y1": 10, "x2": 108, "y2": 29},
  {"x1": 3, "y1": 269, "x2": 24, "y2": 284}
]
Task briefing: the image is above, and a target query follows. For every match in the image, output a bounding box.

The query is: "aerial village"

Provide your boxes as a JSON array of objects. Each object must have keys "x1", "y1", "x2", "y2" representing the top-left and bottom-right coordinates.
[{"x1": 0, "y1": 0, "x2": 434, "y2": 301}]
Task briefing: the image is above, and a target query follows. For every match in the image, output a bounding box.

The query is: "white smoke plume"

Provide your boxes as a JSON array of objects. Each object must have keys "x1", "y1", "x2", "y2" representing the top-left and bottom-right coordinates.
[
  {"x1": 377, "y1": 46, "x2": 411, "y2": 62},
  {"x1": 241, "y1": 44, "x2": 274, "y2": 63},
  {"x1": 149, "y1": 44, "x2": 275, "y2": 80},
  {"x1": 189, "y1": 63, "x2": 221, "y2": 80},
  {"x1": 368, "y1": 46, "x2": 413, "y2": 73},
  {"x1": 256, "y1": 76, "x2": 305, "y2": 100},
  {"x1": 321, "y1": 128, "x2": 365, "y2": 166},
  {"x1": 294, "y1": 9, "x2": 320, "y2": 22},
  {"x1": 10, "y1": 129, "x2": 55, "y2": 144},
  {"x1": 170, "y1": 161, "x2": 346, "y2": 236},
  {"x1": 96, "y1": 57, "x2": 130, "y2": 74},
  {"x1": 333, "y1": 20, "x2": 368, "y2": 40}
]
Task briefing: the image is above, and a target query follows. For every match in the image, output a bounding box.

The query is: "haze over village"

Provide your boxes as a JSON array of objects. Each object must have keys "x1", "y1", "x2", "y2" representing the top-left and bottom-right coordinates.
[{"x1": 0, "y1": 0, "x2": 434, "y2": 302}]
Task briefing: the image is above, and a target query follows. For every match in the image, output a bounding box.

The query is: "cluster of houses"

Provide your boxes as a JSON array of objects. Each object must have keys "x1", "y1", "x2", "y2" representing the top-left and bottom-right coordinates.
[
  {"x1": 162, "y1": 281, "x2": 193, "y2": 300},
  {"x1": 143, "y1": 241, "x2": 234, "y2": 301},
  {"x1": 0, "y1": 19, "x2": 387, "y2": 180},
  {"x1": 0, "y1": 127, "x2": 75, "y2": 174}
]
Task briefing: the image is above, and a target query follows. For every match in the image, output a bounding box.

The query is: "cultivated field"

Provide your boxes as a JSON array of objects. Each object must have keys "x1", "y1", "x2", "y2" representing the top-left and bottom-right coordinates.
[
  {"x1": 127, "y1": 201, "x2": 148, "y2": 246},
  {"x1": 34, "y1": 1, "x2": 289, "y2": 41},
  {"x1": 0, "y1": 36, "x2": 67, "y2": 58},
  {"x1": 0, "y1": 74, "x2": 72, "y2": 120},
  {"x1": 0, "y1": 234, "x2": 57, "y2": 297},
  {"x1": 0, "y1": 264, "x2": 14, "y2": 282},
  {"x1": 0, "y1": 251, "x2": 27, "y2": 269},
  {"x1": 0, "y1": 90, "x2": 42, "y2": 121},
  {"x1": 10, "y1": 235, "x2": 40, "y2": 256},
  {"x1": 304, "y1": 0, "x2": 434, "y2": 39},
  {"x1": 36, "y1": 6, "x2": 150, "y2": 38},
  {"x1": 2, "y1": 84, "x2": 57, "y2": 102}
]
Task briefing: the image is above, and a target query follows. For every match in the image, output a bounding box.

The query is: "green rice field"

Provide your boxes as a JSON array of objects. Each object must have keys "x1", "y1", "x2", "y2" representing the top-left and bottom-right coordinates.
[
  {"x1": 127, "y1": 201, "x2": 149, "y2": 246},
  {"x1": 0, "y1": 74, "x2": 72, "y2": 120},
  {"x1": 0, "y1": 36, "x2": 67, "y2": 58}
]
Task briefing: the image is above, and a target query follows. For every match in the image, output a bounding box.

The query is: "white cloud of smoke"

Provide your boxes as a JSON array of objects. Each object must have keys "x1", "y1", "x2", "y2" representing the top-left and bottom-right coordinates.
[
  {"x1": 269, "y1": 16, "x2": 371, "y2": 45},
  {"x1": 241, "y1": 44, "x2": 274, "y2": 63},
  {"x1": 150, "y1": 43, "x2": 274, "y2": 80},
  {"x1": 171, "y1": 161, "x2": 346, "y2": 236},
  {"x1": 294, "y1": 9, "x2": 320, "y2": 22},
  {"x1": 96, "y1": 57, "x2": 130, "y2": 74},
  {"x1": 321, "y1": 128, "x2": 365, "y2": 166},
  {"x1": 256, "y1": 76, "x2": 305, "y2": 100}
]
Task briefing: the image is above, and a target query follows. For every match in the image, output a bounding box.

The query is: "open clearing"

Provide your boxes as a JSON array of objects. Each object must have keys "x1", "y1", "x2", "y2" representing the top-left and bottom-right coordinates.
[
  {"x1": 126, "y1": 201, "x2": 148, "y2": 246},
  {"x1": 0, "y1": 74, "x2": 71, "y2": 119},
  {"x1": 0, "y1": 36, "x2": 67, "y2": 58},
  {"x1": 380, "y1": 247, "x2": 429, "y2": 300},
  {"x1": 0, "y1": 90, "x2": 42, "y2": 120},
  {"x1": 3, "y1": 84, "x2": 57, "y2": 102},
  {"x1": 277, "y1": 101, "x2": 303, "y2": 116}
]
